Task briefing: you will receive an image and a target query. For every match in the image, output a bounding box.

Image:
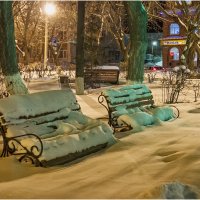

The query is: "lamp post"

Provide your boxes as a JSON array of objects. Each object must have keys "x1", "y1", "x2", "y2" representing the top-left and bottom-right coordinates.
[
  {"x1": 152, "y1": 41, "x2": 157, "y2": 55},
  {"x1": 43, "y1": 3, "x2": 56, "y2": 72}
]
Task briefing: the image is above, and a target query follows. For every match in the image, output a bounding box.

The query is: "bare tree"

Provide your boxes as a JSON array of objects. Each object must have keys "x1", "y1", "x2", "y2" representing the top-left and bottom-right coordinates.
[
  {"x1": 13, "y1": 1, "x2": 77, "y2": 67},
  {"x1": 13, "y1": 1, "x2": 41, "y2": 65},
  {"x1": 103, "y1": 2, "x2": 130, "y2": 71},
  {"x1": 48, "y1": 2, "x2": 77, "y2": 66},
  {"x1": 87, "y1": 1, "x2": 148, "y2": 83},
  {"x1": 84, "y1": 2, "x2": 107, "y2": 67}
]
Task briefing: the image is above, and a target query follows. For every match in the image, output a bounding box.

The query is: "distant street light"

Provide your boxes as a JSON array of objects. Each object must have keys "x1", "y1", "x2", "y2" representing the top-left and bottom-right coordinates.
[
  {"x1": 43, "y1": 3, "x2": 56, "y2": 73},
  {"x1": 152, "y1": 41, "x2": 158, "y2": 55}
]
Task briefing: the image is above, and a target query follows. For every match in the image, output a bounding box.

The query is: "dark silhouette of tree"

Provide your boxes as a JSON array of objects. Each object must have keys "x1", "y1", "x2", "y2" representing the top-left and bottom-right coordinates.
[{"x1": 76, "y1": 1, "x2": 85, "y2": 94}]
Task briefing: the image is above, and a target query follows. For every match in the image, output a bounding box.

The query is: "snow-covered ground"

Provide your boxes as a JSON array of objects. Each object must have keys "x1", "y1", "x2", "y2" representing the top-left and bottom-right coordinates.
[{"x1": 0, "y1": 78, "x2": 200, "y2": 198}]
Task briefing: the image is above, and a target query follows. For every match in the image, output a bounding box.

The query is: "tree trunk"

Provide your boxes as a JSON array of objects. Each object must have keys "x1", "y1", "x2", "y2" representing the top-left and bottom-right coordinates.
[
  {"x1": 121, "y1": 48, "x2": 129, "y2": 77},
  {"x1": 23, "y1": 45, "x2": 30, "y2": 66},
  {"x1": 75, "y1": 1, "x2": 85, "y2": 95},
  {"x1": 125, "y1": 1, "x2": 147, "y2": 84},
  {"x1": 182, "y1": 32, "x2": 199, "y2": 70},
  {"x1": 0, "y1": 1, "x2": 28, "y2": 95}
]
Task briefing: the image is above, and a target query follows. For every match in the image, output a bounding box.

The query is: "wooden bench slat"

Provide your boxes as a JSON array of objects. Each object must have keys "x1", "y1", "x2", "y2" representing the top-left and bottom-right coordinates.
[
  {"x1": 107, "y1": 93, "x2": 153, "y2": 106},
  {"x1": 85, "y1": 69, "x2": 119, "y2": 84},
  {"x1": 110, "y1": 99, "x2": 154, "y2": 110}
]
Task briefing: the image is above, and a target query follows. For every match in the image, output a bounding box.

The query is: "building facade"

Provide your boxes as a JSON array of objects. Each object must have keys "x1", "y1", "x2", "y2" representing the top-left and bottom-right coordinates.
[
  {"x1": 160, "y1": 4, "x2": 200, "y2": 69},
  {"x1": 160, "y1": 21, "x2": 187, "y2": 68}
]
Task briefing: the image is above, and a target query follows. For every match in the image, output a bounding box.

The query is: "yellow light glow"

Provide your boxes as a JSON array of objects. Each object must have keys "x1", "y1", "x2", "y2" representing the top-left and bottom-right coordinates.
[{"x1": 44, "y1": 3, "x2": 56, "y2": 16}]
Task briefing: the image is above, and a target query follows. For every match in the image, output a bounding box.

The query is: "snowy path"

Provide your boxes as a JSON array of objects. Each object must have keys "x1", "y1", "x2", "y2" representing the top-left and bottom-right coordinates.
[
  {"x1": 0, "y1": 102, "x2": 200, "y2": 198},
  {"x1": 0, "y1": 78, "x2": 200, "y2": 198},
  {"x1": 76, "y1": 94, "x2": 107, "y2": 119}
]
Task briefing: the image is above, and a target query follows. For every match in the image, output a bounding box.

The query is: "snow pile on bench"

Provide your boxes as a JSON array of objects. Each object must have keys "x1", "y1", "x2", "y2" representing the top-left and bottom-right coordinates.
[
  {"x1": 103, "y1": 84, "x2": 175, "y2": 122},
  {"x1": 0, "y1": 90, "x2": 116, "y2": 166},
  {"x1": 0, "y1": 89, "x2": 79, "y2": 121},
  {"x1": 100, "y1": 84, "x2": 177, "y2": 132}
]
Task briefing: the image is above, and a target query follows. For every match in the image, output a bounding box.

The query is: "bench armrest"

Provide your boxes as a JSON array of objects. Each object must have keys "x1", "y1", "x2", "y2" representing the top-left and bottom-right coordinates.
[{"x1": 1, "y1": 133, "x2": 43, "y2": 166}]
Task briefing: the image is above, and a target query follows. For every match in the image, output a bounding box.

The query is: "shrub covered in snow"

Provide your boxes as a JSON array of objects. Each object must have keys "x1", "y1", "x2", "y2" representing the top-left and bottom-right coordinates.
[{"x1": 162, "y1": 65, "x2": 190, "y2": 103}]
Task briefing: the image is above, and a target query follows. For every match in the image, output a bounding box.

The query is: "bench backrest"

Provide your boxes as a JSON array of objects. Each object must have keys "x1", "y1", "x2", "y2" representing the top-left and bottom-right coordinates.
[
  {"x1": 102, "y1": 84, "x2": 154, "y2": 118},
  {"x1": 85, "y1": 69, "x2": 119, "y2": 84},
  {"x1": 0, "y1": 89, "x2": 80, "y2": 126}
]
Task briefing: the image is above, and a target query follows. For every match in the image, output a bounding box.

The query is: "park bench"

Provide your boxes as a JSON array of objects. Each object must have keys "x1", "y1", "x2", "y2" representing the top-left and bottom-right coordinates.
[
  {"x1": 84, "y1": 66, "x2": 120, "y2": 88},
  {"x1": 98, "y1": 84, "x2": 179, "y2": 132},
  {"x1": 0, "y1": 90, "x2": 116, "y2": 167}
]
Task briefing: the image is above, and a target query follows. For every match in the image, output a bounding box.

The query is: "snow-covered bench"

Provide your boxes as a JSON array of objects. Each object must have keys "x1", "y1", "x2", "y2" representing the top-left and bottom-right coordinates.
[
  {"x1": 0, "y1": 90, "x2": 116, "y2": 167},
  {"x1": 98, "y1": 84, "x2": 179, "y2": 132},
  {"x1": 85, "y1": 66, "x2": 120, "y2": 86}
]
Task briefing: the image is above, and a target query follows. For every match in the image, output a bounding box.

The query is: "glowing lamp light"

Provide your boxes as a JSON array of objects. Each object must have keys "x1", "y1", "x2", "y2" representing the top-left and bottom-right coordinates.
[
  {"x1": 44, "y1": 3, "x2": 56, "y2": 16},
  {"x1": 43, "y1": 2, "x2": 56, "y2": 74},
  {"x1": 152, "y1": 41, "x2": 157, "y2": 46}
]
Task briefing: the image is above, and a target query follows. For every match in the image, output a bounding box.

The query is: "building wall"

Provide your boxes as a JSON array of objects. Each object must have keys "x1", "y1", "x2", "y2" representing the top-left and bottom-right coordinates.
[
  {"x1": 160, "y1": 5, "x2": 200, "y2": 70},
  {"x1": 162, "y1": 20, "x2": 186, "y2": 38},
  {"x1": 161, "y1": 21, "x2": 187, "y2": 68},
  {"x1": 162, "y1": 43, "x2": 185, "y2": 68},
  {"x1": 99, "y1": 31, "x2": 121, "y2": 64},
  {"x1": 100, "y1": 32, "x2": 163, "y2": 65}
]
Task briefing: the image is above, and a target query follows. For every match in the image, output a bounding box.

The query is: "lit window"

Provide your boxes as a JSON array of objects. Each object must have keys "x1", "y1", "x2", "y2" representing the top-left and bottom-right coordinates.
[
  {"x1": 170, "y1": 47, "x2": 179, "y2": 60},
  {"x1": 170, "y1": 23, "x2": 180, "y2": 35},
  {"x1": 60, "y1": 31, "x2": 67, "y2": 40},
  {"x1": 59, "y1": 50, "x2": 67, "y2": 58}
]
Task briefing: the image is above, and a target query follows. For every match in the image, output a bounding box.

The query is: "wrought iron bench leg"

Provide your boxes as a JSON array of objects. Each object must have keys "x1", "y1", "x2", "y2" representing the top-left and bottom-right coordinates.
[
  {"x1": 0, "y1": 129, "x2": 12, "y2": 157},
  {"x1": 1, "y1": 138, "x2": 10, "y2": 157},
  {"x1": 1, "y1": 133, "x2": 43, "y2": 167}
]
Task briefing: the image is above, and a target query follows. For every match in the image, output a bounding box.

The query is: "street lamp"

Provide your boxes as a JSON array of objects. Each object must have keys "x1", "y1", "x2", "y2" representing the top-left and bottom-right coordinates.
[
  {"x1": 43, "y1": 3, "x2": 56, "y2": 72},
  {"x1": 152, "y1": 41, "x2": 158, "y2": 55}
]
